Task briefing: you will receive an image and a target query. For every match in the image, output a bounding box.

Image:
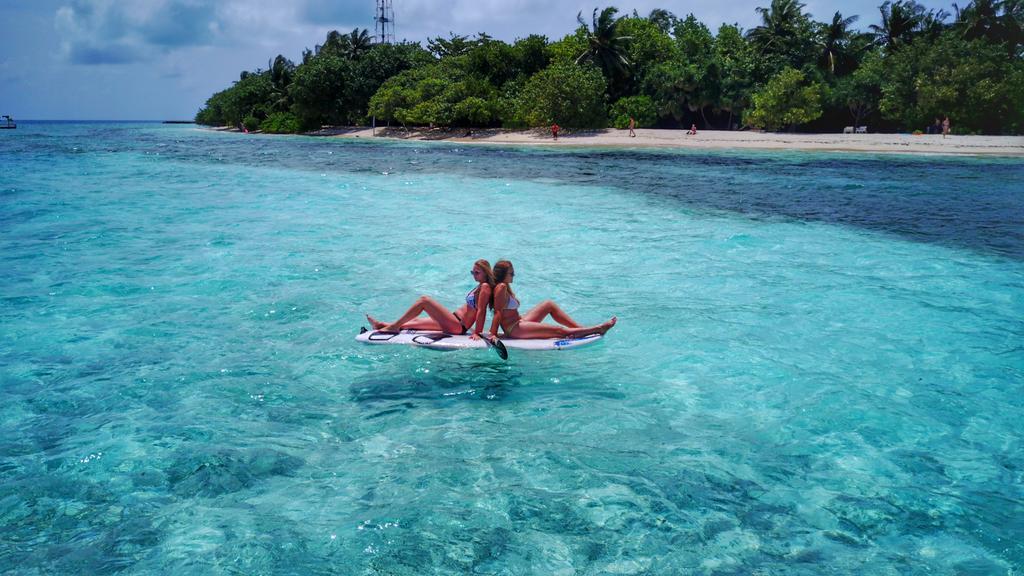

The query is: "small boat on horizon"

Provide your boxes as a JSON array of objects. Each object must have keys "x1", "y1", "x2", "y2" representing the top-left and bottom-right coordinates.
[{"x1": 1, "y1": 115, "x2": 15, "y2": 129}]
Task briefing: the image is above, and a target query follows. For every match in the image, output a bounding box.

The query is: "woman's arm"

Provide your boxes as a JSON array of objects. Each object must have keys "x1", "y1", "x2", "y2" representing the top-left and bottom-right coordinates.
[
  {"x1": 472, "y1": 284, "x2": 491, "y2": 334},
  {"x1": 489, "y1": 284, "x2": 507, "y2": 337}
]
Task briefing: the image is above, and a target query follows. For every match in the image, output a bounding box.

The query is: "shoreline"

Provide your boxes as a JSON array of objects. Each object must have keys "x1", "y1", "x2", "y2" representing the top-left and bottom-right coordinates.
[{"x1": 208, "y1": 126, "x2": 1024, "y2": 157}]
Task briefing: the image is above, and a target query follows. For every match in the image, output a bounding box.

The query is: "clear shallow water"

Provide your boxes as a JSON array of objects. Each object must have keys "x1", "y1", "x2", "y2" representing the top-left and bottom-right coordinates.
[{"x1": 1, "y1": 122, "x2": 1023, "y2": 574}]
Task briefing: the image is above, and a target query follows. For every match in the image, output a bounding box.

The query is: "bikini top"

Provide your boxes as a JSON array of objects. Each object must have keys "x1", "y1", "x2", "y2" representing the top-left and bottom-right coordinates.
[
  {"x1": 504, "y1": 292, "x2": 520, "y2": 311},
  {"x1": 466, "y1": 287, "x2": 478, "y2": 309}
]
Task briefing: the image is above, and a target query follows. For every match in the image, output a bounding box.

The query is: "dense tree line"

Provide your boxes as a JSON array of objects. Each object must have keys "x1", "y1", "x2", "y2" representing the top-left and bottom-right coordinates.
[{"x1": 195, "y1": 1, "x2": 1024, "y2": 134}]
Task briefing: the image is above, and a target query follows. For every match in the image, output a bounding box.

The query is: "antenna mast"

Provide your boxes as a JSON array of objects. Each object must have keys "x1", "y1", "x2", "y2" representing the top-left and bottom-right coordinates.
[{"x1": 374, "y1": 0, "x2": 395, "y2": 44}]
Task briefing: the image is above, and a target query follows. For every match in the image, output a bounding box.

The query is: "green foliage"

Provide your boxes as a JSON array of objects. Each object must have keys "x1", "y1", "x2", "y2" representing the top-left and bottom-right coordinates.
[
  {"x1": 618, "y1": 17, "x2": 678, "y2": 94},
  {"x1": 878, "y1": 34, "x2": 1024, "y2": 133},
  {"x1": 511, "y1": 35, "x2": 552, "y2": 78},
  {"x1": 746, "y1": 0, "x2": 819, "y2": 82},
  {"x1": 289, "y1": 53, "x2": 353, "y2": 127},
  {"x1": 575, "y1": 7, "x2": 632, "y2": 97},
  {"x1": 428, "y1": 33, "x2": 485, "y2": 58},
  {"x1": 350, "y1": 42, "x2": 433, "y2": 121},
  {"x1": 831, "y1": 51, "x2": 884, "y2": 127},
  {"x1": 513, "y1": 62, "x2": 607, "y2": 127},
  {"x1": 745, "y1": 67, "x2": 825, "y2": 130},
  {"x1": 549, "y1": 28, "x2": 589, "y2": 65},
  {"x1": 716, "y1": 24, "x2": 756, "y2": 124},
  {"x1": 869, "y1": 1, "x2": 932, "y2": 51},
  {"x1": 242, "y1": 115, "x2": 261, "y2": 131},
  {"x1": 195, "y1": 72, "x2": 274, "y2": 126},
  {"x1": 368, "y1": 63, "x2": 500, "y2": 127},
  {"x1": 260, "y1": 111, "x2": 303, "y2": 134},
  {"x1": 197, "y1": 6, "x2": 1023, "y2": 134},
  {"x1": 817, "y1": 12, "x2": 862, "y2": 76},
  {"x1": 675, "y1": 14, "x2": 715, "y2": 64},
  {"x1": 608, "y1": 95, "x2": 658, "y2": 128},
  {"x1": 640, "y1": 15, "x2": 719, "y2": 126}
]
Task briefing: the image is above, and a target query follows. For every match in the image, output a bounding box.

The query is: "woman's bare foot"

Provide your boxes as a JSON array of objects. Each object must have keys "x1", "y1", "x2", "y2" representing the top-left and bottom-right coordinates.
[
  {"x1": 595, "y1": 316, "x2": 617, "y2": 335},
  {"x1": 570, "y1": 316, "x2": 617, "y2": 338},
  {"x1": 365, "y1": 314, "x2": 387, "y2": 330}
]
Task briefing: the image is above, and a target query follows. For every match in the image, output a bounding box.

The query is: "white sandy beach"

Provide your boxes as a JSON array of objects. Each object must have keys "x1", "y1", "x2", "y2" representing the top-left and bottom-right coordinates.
[{"x1": 304, "y1": 126, "x2": 1024, "y2": 157}]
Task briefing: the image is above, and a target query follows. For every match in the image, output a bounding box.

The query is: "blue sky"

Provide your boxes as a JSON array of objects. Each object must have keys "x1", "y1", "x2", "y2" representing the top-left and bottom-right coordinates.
[{"x1": 0, "y1": 0, "x2": 953, "y2": 120}]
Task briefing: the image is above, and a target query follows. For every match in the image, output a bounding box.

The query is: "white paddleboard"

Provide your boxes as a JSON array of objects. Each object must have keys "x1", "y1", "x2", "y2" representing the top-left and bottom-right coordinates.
[{"x1": 355, "y1": 328, "x2": 603, "y2": 351}]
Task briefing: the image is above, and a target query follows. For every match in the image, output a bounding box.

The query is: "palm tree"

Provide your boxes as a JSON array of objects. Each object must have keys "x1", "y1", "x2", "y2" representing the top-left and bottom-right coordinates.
[
  {"x1": 345, "y1": 28, "x2": 373, "y2": 60},
  {"x1": 746, "y1": 0, "x2": 809, "y2": 50},
  {"x1": 427, "y1": 33, "x2": 474, "y2": 58},
  {"x1": 869, "y1": 0, "x2": 927, "y2": 50},
  {"x1": 647, "y1": 8, "x2": 677, "y2": 34},
  {"x1": 956, "y1": 0, "x2": 1023, "y2": 54},
  {"x1": 316, "y1": 30, "x2": 345, "y2": 56},
  {"x1": 267, "y1": 55, "x2": 295, "y2": 112},
  {"x1": 1003, "y1": 0, "x2": 1024, "y2": 56},
  {"x1": 575, "y1": 7, "x2": 632, "y2": 81},
  {"x1": 818, "y1": 11, "x2": 859, "y2": 73},
  {"x1": 955, "y1": 0, "x2": 1001, "y2": 38}
]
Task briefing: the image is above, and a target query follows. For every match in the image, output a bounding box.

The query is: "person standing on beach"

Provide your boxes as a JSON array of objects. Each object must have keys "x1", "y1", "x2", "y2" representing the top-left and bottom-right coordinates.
[
  {"x1": 628, "y1": 117, "x2": 636, "y2": 137},
  {"x1": 942, "y1": 116, "x2": 950, "y2": 138},
  {"x1": 551, "y1": 123, "x2": 560, "y2": 141}
]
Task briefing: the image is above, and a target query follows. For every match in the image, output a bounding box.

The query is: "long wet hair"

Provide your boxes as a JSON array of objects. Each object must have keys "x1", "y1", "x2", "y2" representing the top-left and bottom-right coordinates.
[
  {"x1": 492, "y1": 260, "x2": 517, "y2": 308},
  {"x1": 473, "y1": 259, "x2": 495, "y2": 309}
]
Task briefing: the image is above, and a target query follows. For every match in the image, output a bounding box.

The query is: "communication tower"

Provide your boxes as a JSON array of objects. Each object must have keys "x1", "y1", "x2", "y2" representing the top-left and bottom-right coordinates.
[{"x1": 374, "y1": 0, "x2": 395, "y2": 44}]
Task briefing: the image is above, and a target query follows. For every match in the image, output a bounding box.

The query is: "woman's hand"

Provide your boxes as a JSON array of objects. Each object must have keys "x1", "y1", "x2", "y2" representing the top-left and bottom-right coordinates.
[{"x1": 468, "y1": 332, "x2": 482, "y2": 341}]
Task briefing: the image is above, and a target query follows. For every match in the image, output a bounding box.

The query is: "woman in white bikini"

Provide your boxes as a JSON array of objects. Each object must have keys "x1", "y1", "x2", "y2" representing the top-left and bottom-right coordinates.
[
  {"x1": 366, "y1": 260, "x2": 494, "y2": 339},
  {"x1": 488, "y1": 260, "x2": 616, "y2": 340}
]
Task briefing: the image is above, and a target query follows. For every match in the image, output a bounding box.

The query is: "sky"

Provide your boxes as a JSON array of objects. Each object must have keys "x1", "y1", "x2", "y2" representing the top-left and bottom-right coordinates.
[{"x1": 0, "y1": 0, "x2": 954, "y2": 120}]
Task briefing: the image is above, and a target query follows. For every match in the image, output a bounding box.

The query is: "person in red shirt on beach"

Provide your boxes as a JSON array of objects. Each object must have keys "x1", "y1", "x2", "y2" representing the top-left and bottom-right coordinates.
[
  {"x1": 551, "y1": 123, "x2": 560, "y2": 140},
  {"x1": 687, "y1": 123, "x2": 697, "y2": 135}
]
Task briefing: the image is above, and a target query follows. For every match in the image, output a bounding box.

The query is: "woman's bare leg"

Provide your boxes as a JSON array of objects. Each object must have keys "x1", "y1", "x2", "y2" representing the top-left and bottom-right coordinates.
[
  {"x1": 378, "y1": 296, "x2": 463, "y2": 333},
  {"x1": 509, "y1": 317, "x2": 616, "y2": 339},
  {"x1": 399, "y1": 318, "x2": 444, "y2": 330},
  {"x1": 520, "y1": 299, "x2": 581, "y2": 327},
  {"x1": 367, "y1": 314, "x2": 447, "y2": 331}
]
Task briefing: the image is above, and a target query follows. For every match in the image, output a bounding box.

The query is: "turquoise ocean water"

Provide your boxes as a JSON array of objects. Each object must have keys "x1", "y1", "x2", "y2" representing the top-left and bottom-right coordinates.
[{"x1": 1, "y1": 122, "x2": 1022, "y2": 574}]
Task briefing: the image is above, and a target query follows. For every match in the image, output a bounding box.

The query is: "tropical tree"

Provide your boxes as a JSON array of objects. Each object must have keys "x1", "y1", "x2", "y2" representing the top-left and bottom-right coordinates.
[
  {"x1": 878, "y1": 33, "x2": 1024, "y2": 132},
  {"x1": 510, "y1": 35, "x2": 552, "y2": 79},
  {"x1": 344, "y1": 28, "x2": 373, "y2": 60},
  {"x1": 831, "y1": 51, "x2": 884, "y2": 128},
  {"x1": 427, "y1": 33, "x2": 478, "y2": 58},
  {"x1": 618, "y1": 15, "x2": 677, "y2": 97},
  {"x1": 745, "y1": 67, "x2": 824, "y2": 130},
  {"x1": 746, "y1": 0, "x2": 817, "y2": 81},
  {"x1": 747, "y1": 0, "x2": 807, "y2": 47},
  {"x1": 817, "y1": 12, "x2": 860, "y2": 75},
  {"x1": 514, "y1": 62, "x2": 607, "y2": 127},
  {"x1": 267, "y1": 54, "x2": 296, "y2": 112},
  {"x1": 955, "y1": 0, "x2": 1024, "y2": 55},
  {"x1": 645, "y1": 8, "x2": 678, "y2": 34},
  {"x1": 608, "y1": 95, "x2": 658, "y2": 128},
  {"x1": 675, "y1": 15, "x2": 720, "y2": 127},
  {"x1": 716, "y1": 24, "x2": 756, "y2": 130},
  {"x1": 870, "y1": 1, "x2": 927, "y2": 50},
  {"x1": 367, "y1": 62, "x2": 500, "y2": 128},
  {"x1": 351, "y1": 42, "x2": 433, "y2": 121},
  {"x1": 289, "y1": 53, "x2": 354, "y2": 127},
  {"x1": 575, "y1": 7, "x2": 632, "y2": 95}
]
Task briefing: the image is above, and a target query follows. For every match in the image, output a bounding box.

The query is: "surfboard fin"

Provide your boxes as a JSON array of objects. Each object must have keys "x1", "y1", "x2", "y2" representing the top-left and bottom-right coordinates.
[
  {"x1": 359, "y1": 326, "x2": 368, "y2": 334},
  {"x1": 488, "y1": 337, "x2": 509, "y2": 360}
]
